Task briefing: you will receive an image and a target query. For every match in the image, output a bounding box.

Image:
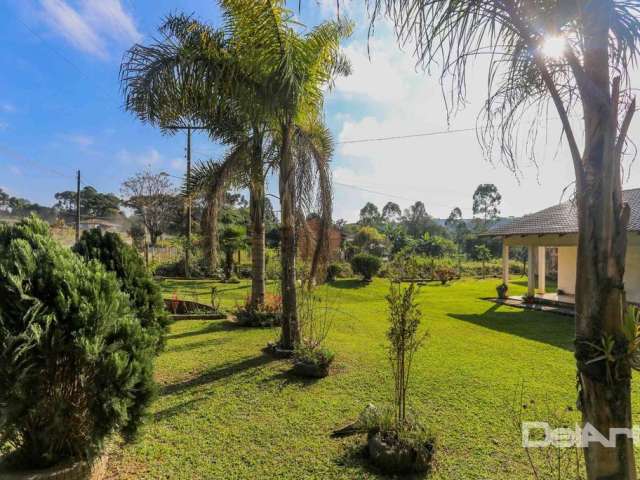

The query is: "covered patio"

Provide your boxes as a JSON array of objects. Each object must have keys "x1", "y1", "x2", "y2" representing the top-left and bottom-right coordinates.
[
  {"x1": 489, "y1": 189, "x2": 640, "y2": 309},
  {"x1": 499, "y1": 233, "x2": 577, "y2": 311}
]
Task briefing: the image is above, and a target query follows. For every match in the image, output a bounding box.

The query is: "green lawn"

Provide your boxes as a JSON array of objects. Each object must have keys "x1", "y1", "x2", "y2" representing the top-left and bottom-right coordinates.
[{"x1": 106, "y1": 277, "x2": 638, "y2": 479}]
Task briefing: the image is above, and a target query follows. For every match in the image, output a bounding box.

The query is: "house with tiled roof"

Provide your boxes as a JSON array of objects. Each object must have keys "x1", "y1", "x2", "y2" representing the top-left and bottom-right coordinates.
[{"x1": 486, "y1": 188, "x2": 640, "y2": 304}]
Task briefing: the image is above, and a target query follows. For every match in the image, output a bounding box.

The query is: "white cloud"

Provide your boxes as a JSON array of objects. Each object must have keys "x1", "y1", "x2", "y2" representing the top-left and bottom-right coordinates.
[
  {"x1": 118, "y1": 148, "x2": 162, "y2": 167},
  {"x1": 170, "y1": 157, "x2": 185, "y2": 172},
  {"x1": 326, "y1": 29, "x2": 601, "y2": 222},
  {"x1": 82, "y1": 0, "x2": 142, "y2": 44},
  {"x1": 39, "y1": 0, "x2": 141, "y2": 59},
  {"x1": 0, "y1": 103, "x2": 16, "y2": 113},
  {"x1": 41, "y1": 0, "x2": 107, "y2": 58},
  {"x1": 61, "y1": 133, "x2": 94, "y2": 147}
]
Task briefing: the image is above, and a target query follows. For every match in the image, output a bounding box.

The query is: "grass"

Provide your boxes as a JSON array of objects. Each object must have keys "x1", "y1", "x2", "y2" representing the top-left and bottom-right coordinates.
[{"x1": 107, "y1": 276, "x2": 636, "y2": 479}]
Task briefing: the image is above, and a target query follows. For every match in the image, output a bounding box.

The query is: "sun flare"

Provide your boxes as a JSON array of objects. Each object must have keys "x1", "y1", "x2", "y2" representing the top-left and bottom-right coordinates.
[{"x1": 541, "y1": 35, "x2": 566, "y2": 59}]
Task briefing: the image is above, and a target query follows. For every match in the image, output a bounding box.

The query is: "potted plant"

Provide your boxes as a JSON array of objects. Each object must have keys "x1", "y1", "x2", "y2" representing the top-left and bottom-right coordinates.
[
  {"x1": 0, "y1": 217, "x2": 156, "y2": 479},
  {"x1": 496, "y1": 282, "x2": 509, "y2": 299},
  {"x1": 292, "y1": 345, "x2": 335, "y2": 378},
  {"x1": 331, "y1": 282, "x2": 435, "y2": 473},
  {"x1": 291, "y1": 288, "x2": 335, "y2": 378}
]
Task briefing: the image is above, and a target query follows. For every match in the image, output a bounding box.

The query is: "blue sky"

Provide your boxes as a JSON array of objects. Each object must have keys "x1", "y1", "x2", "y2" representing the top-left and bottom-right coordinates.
[{"x1": 2, "y1": 0, "x2": 640, "y2": 222}]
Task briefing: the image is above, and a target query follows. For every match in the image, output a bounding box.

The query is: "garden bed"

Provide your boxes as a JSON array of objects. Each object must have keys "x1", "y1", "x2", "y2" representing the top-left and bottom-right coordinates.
[{"x1": 163, "y1": 298, "x2": 227, "y2": 320}]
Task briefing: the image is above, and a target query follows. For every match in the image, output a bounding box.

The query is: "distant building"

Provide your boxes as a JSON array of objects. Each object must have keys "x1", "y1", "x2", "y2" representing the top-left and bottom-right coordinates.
[{"x1": 297, "y1": 217, "x2": 342, "y2": 262}]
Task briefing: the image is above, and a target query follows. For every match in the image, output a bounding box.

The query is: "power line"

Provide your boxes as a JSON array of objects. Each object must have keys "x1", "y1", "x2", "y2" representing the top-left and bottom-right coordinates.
[
  {"x1": 333, "y1": 180, "x2": 472, "y2": 213},
  {"x1": 336, "y1": 127, "x2": 476, "y2": 144},
  {"x1": 0, "y1": 144, "x2": 75, "y2": 179}
]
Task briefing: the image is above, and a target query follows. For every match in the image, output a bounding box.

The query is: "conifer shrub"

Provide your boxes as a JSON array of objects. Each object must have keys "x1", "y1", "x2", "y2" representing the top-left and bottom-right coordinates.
[
  {"x1": 350, "y1": 253, "x2": 382, "y2": 282},
  {"x1": 0, "y1": 217, "x2": 157, "y2": 469},
  {"x1": 74, "y1": 229, "x2": 171, "y2": 352}
]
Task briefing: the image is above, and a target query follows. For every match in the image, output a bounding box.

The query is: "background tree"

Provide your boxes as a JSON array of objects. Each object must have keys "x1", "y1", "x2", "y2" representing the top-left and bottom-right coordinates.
[
  {"x1": 382, "y1": 201, "x2": 402, "y2": 223},
  {"x1": 473, "y1": 244, "x2": 491, "y2": 279},
  {"x1": 0, "y1": 188, "x2": 9, "y2": 213},
  {"x1": 359, "y1": 202, "x2": 382, "y2": 226},
  {"x1": 54, "y1": 186, "x2": 121, "y2": 220},
  {"x1": 472, "y1": 184, "x2": 501, "y2": 226},
  {"x1": 121, "y1": 170, "x2": 176, "y2": 247},
  {"x1": 220, "y1": 224, "x2": 246, "y2": 281},
  {"x1": 360, "y1": 2, "x2": 640, "y2": 475}
]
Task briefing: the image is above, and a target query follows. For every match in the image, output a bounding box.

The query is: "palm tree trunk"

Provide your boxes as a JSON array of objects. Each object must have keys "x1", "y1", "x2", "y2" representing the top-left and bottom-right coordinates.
[
  {"x1": 574, "y1": 4, "x2": 636, "y2": 477},
  {"x1": 249, "y1": 134, "x2": 266, "y2": 310},
  {"x1": 203, "y1": 192, "x2": 220, "y2": 276},
  {"x1": 279, "y1": 121, "x2": 300, "y2": 350}
]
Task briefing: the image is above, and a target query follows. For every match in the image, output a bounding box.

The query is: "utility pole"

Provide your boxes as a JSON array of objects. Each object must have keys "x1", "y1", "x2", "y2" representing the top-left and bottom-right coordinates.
[
  {"x1": 186, "y1": 127, "x2": 192, "y2": 278},
  {"x1": 75, "y1": 170, "x2": 81, "y2": 243},
  {"x1": 162, "y1": 125, "x2": 208, "y2": 278}
]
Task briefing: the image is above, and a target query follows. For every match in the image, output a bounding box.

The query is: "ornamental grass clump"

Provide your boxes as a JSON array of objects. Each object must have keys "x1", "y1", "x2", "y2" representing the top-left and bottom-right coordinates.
[
  {"x1": 0, "y1": 217, "x2": 157, "y2": 469},
  {"x1": 74, "y1": 229, "x2": 171, "y2": 352}
]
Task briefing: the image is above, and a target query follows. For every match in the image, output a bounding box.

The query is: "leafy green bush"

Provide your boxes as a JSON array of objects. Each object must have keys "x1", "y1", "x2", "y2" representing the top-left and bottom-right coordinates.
[
  {"x1": 434, "y1": 265, "x2": 457, "y2": 285},
  {"x1": 0, "y1": 217, "x2": 156, "y2": 468},
  {"x1": 351, "y1": 253, "x2": 382, "y2": 281},
  {"x1": 326, "y1": 262, "x2": 342, "y2": 282},
  {"x1": 74, "y1": 230, "x2": 171, "y2": 352}
]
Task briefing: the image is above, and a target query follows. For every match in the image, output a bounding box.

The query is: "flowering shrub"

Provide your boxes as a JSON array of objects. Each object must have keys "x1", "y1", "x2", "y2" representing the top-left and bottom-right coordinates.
[{"x1": 234, "y1": 293, "x2": 282, "y2": 327}]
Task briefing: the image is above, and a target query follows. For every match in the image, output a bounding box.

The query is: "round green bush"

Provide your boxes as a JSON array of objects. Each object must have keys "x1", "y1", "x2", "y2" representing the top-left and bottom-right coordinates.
[
  {"x1": 0, "y1": 217, "x2": 157, "y2": 468},
  {"x1": 350, "y1": 253, "x2": 382, "y2": 281},
  {"x1": 74, "y1": 229, "x2": 171, "y2": 352},
  {"x1": 326, "y1": 263, "x2": 342, "y2": 282}
]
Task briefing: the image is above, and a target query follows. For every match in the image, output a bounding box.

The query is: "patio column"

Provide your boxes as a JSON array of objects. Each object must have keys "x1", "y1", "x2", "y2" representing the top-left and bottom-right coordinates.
[
  {"x1": 502, "y1": 243, "x2": 509, "y2": 285},
  {"x1": 527, "y1": 245, "x2": 536, "y2": 296},
  {"x1": 537, "y1": 246, "x2": 546, "y2": 293}
]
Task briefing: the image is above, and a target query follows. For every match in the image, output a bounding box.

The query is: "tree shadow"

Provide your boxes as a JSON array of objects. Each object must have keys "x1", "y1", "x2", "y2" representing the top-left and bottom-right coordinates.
[
  {"x1": 160, "y1": 353, "x2": 276, "y2": 396},
  {"x1": 329, "y1": 279, "x2": 368, "y2": 289},
  {"x1": 448, "y1": 303, "x2": 574, "y2": 351},
  {"x1": 334, "y1": 440, "x2": 429, "y2": 479},
  {"x1": 260, "y1": 369, "x2": 321, "y2": 389},
  {"x1": 153, "y1": 396, "x2": 208, "y2": 422},
  {"x1": 164, "y1": 337, "x2": 229, "y2": 353},
  {"x1": 166, "y1": 321, "x2": 236, "y2": 340}
]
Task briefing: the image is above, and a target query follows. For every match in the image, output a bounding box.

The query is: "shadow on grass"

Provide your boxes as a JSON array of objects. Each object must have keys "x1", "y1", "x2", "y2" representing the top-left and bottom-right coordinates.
[
  {"x1": 334, "y1": 441, "x2": 428, "y2": 479},
  {"x1": 166, "y1": 321, "x2": 236, "y2": 340},
  {"x1": 160, "y1": 353, "x2": 276, "y2": 396},
  {"x1": 448, "y1": 303, "x2": 574, "y2": 351},
  {"x1": 165, "y1": 337, "x2": 229, "y2": 353},
  {"x1": 261, "y1": 369, "x2": 321, "y2": 389},
  {"x1": 329, "y1": 279, "x2": 368, "y2": 289},
  {"x1": 153, "y1": 396, "x2": 208, "y2": 422}
]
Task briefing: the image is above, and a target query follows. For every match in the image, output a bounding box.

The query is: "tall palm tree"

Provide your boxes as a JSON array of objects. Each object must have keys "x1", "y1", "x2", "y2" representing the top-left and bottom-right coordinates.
[
  {"x1": 120, "y1": 6, "x2": 349, "y2": 332},
  {"x1": 355, "y1": 1, "x2": 640, "y2": 477},
  {"x1": 221, "y1": 0, "x2": 351, "y2": 349},
  {"x1": 121, "y1": 15, "x2": 271, "y2": 308}
]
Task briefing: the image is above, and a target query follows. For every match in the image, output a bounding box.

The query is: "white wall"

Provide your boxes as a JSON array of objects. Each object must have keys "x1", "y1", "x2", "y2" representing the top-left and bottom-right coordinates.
[
  {"x1": 555, "y1": 238, "x2": 640, "y2": 303},
  {"x1": 626, "y1": 236, "x2": 640, "y2": 304},
  {"x1": 558, "y1": 246, "x2": 577, "y2": 295}
]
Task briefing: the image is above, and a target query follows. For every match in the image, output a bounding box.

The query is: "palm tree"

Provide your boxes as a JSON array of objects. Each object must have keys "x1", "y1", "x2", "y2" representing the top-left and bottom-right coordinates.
[
  {"x1": 221, "y1": 0, "x2": 351, "y2": 349},
  {"x1": 121, "y1": 5, "x2": 350, "y2": 337},
  {"x1": 356, "y1": 1, "x2": 640, "y2": 477}
]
